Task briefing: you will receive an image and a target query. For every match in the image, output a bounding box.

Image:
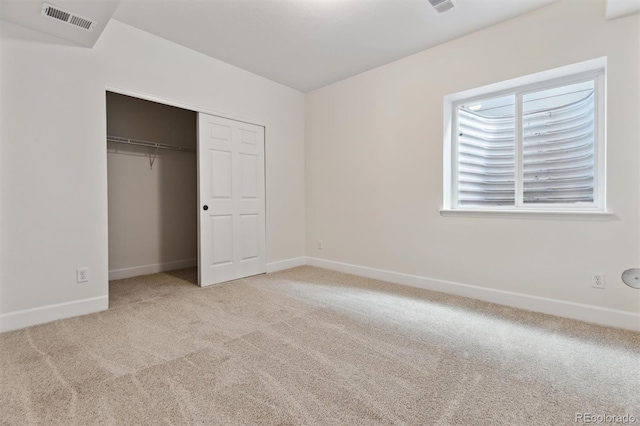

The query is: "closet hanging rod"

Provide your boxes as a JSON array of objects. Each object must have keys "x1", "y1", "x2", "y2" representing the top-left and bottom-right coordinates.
[{"x1": 106, "y1": 136, "x2": 196, "y2": 153}]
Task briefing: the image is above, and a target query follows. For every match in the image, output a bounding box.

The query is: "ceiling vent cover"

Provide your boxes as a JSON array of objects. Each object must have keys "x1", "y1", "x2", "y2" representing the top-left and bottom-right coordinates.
[
  {"x1": 41, "y1": 3, "x2": 96, "y2": 31},
  {"x1": 429, "y1": 0, "x2": 455, "y2": 14}
]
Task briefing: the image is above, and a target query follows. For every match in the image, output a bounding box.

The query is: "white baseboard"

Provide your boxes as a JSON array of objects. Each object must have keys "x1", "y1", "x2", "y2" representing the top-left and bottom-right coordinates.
[
  {"x1": 0, "y1": 296, "x2": 108, "y2": 333},
  {"x1": 266, "y1": 257, "x2": 307, "y2": 273},
  {"x1": 306, "y1": 257, "x2": 640, "y2": 332},
  {"x1": 4, "y1": 257, "x2": 636, "y2": 334},
  {"x1": 109, "y1": 258, "x2": 197, "y2": 281}
]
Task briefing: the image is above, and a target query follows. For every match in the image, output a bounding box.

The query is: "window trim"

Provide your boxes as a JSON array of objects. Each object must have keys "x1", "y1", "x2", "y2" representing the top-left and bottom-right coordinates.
[
  {"x1": 442, "y1": 58, "x2": 607, "y2": 216},
  {"x1": 439, "y1": 209, "x2": 616, "y2": 221}
]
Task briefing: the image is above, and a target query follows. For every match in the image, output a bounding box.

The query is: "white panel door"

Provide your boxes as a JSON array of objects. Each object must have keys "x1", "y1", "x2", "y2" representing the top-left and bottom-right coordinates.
[{"x1": 198, "y1": 113, "x2": 266, "y2": 286}]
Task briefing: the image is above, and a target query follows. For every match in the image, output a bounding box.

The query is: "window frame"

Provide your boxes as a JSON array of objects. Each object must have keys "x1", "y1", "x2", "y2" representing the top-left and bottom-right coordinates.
[{"x1": 443, "y1": 59, "x2": 607, "y2": 216}]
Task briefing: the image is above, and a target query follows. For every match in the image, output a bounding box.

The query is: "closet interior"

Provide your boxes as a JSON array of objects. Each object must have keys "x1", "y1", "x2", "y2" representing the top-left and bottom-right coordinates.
[{"x1": 106, "y1": 92, "x2": 198, "y2": 288}]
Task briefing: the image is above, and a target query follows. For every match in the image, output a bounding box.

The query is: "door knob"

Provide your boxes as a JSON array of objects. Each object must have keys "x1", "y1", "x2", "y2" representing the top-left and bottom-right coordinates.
[{"x1": 203, "y1": 205, "x2": 208, "y2": 211}]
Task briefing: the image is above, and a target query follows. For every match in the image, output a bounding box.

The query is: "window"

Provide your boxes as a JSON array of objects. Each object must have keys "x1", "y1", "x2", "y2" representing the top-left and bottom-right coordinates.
[{"x1": 443, "y1": 60, "x2": 606, "y2": 215}]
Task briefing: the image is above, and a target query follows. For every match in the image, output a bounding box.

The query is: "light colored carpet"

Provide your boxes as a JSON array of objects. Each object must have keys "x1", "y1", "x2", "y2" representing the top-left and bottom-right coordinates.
[{"x1": 1, "y1": 266, "x2": 639, "y2": 425}]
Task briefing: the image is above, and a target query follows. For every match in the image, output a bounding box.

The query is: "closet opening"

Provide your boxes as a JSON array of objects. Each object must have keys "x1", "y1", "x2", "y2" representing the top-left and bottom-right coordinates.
[{"x1": 106, "y1": 91, "x2": 199, "y2": 300}]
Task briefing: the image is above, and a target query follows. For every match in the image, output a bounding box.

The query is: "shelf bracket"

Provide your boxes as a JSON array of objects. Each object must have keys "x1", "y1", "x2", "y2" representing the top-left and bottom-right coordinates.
[{"x1": 149, "y1": 145, "x2": 160, "y2": 170}]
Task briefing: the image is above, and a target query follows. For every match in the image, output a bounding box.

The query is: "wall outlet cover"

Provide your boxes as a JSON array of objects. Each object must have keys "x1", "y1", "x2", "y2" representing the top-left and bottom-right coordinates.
[
  {"x1": 591, "y1": 272, "x2": 605, "y2": 289},
  {"x1": 77, "y1": 268, "x2": 89, "y2": 283}
]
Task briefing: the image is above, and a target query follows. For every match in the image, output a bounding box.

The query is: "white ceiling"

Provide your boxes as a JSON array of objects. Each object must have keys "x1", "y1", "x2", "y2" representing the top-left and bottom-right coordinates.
[
  {"x1": 606, "y1": 0, "x2": 640, "y2": 19},
  {"x1": 0, "y1": 0, "x2": 120, "y2": 47},
  {"x1": 3, "y1": 0, "x2": 636, "y2": 93},
  {"x1": 113, "y1": 0, "x2": 558, "y2": 92}
]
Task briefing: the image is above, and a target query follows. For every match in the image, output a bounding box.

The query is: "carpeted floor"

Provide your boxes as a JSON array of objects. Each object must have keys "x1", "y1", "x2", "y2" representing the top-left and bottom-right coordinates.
[{"x1": 1, "y1": 266, "x2": 639, "y2": 425}]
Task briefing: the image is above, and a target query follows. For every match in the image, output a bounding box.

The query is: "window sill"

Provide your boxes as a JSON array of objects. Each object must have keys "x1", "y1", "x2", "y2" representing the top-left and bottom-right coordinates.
[{"x1": 439, "y1": 209, "x2": 617, "y2": 221}]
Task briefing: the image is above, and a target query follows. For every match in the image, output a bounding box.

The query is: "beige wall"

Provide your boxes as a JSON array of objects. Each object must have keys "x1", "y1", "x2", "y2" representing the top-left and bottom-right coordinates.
[
  {"x1": 106, "y1": 93, "x2": 197, "y2": 274},
  {"x1": 0, "y1": 19, "x2": 305, "y2": 323},
  {"x1": 305, "y1": 0, "x2": 640, "y2": 314},
  {"x1": 1, "y1": 0, "x2": 638, "y2": 331}
]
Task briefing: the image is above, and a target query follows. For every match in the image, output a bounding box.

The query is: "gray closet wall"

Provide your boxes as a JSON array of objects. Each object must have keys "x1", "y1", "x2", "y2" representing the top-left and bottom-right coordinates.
[{"x1": 106, "y1": 92, "x2": 197, "y2": 278}]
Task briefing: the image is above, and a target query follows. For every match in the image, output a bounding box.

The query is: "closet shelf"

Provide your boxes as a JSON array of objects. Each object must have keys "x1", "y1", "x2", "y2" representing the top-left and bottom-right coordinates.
[{"x1": 107, "y1": 136, "x2": 196, "y2": 153}]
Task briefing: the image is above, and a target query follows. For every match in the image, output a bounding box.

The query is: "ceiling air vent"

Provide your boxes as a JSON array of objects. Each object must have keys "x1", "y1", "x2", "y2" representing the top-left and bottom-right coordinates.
[
  {"x1": 41, "y1": 3, "x2": 97, "y2": 31},
  {"x1": 428, "y1": 0, "x2": 455, "y2": 14}
]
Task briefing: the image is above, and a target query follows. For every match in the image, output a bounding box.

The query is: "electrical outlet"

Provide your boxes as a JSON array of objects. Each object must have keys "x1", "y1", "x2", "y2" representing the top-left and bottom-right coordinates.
[
  {"x1": 77, "y1": 268, "x2": 89, "y2": 283},
  {"x1": 591, "y1": 272, "x2": 605, "y2": 289},
  {"x1": 318, "y1": 240, "x2": 323, "y2": 250}
]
